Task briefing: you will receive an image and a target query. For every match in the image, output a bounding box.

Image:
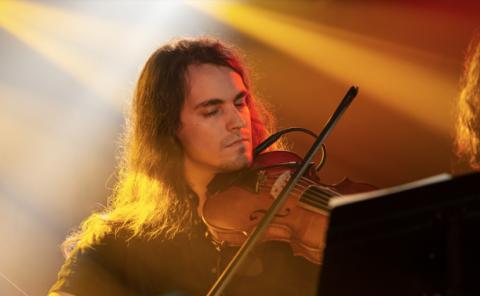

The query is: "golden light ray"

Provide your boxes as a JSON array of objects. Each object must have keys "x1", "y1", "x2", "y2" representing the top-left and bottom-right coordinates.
[
  {"x1": 189, "y1": 2, "x2": 456, "y2": 133},
  {"x1": 0, "y1": 0, "x2": 139, "y2": 110}
]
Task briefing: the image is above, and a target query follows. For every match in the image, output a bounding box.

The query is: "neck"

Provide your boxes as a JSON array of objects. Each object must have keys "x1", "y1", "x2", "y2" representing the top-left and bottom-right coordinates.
[{"x1": 183, "y1": 157, "x2": 217, "y2": 217}]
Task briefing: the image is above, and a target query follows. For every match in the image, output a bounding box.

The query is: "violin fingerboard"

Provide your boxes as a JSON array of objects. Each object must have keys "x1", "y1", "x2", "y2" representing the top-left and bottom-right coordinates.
[{"x1": 299, "y1": 186, "x2": 339, "y2": 213}]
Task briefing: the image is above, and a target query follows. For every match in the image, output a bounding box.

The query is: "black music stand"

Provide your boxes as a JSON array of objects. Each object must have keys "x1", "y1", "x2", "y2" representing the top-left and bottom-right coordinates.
[{"x1": 317, "y1": 172, "x2": 480, "y2": 296}]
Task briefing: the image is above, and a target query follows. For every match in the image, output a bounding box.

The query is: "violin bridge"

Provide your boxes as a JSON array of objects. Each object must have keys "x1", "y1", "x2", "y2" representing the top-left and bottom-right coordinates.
[
  {"x1": 270, "y1": 171, "x2": 291, "y2": 199},
  {"x1": 255, "y1": 170, "x2": 267, "y2": 193}
]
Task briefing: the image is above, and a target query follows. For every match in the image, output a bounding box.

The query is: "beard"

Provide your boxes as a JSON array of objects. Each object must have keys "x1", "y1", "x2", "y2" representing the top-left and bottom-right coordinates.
[{"x1": 219, "y1": 146, "x2": 251, "y2": 172}]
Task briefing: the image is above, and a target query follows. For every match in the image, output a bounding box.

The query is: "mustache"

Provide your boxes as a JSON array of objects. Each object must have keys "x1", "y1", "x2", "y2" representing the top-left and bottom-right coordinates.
[{"x1": 222, "y1": 134, "x2": 250, "y2": 147}]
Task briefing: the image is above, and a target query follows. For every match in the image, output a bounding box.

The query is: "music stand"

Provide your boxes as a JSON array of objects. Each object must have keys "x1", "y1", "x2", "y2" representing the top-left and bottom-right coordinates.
[{"x1": 317, "y1": 172, "x2": 480, "y2": 296}]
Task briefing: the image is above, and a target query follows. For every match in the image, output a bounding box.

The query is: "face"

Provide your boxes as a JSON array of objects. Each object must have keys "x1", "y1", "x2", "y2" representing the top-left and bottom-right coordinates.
[{"x1": 177, "y1": 64, "x2": 253, "y2": 174}]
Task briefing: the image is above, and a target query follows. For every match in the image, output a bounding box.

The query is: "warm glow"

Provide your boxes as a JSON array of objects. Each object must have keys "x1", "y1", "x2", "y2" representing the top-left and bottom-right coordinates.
[
  {"x1": 0, "y1": 0, "x2": 151, "y2": 109},
  {"x1": 188, "y1": 1, "x2": 456, "y2": 133}
]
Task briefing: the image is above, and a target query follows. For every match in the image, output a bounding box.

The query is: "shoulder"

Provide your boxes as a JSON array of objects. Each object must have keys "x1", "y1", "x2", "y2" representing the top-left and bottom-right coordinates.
[
  {"x1": 50, "y1": 225, "x2": 137, "y2": 295},
  {"x1": 68, "y1": 221, "x2": 127, "y2": 254}
]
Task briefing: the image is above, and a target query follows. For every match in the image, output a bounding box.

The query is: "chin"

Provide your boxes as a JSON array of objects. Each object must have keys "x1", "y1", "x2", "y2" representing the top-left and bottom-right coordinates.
[{"x1": 220, "y1": 154, "x2": 251, "y2": 172}]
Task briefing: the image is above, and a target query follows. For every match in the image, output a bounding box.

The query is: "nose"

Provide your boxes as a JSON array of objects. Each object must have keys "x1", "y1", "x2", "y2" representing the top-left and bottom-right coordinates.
[{"x1": 226, "y1": 105, "x2": 247, "y2": 131}]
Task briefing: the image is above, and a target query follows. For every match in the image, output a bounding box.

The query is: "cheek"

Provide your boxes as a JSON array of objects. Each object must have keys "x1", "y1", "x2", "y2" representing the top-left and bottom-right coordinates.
[
  {"x1": 244, "y1": 110, "x2": 253, "y2": 136},
  {"x1": 179, "y1": 122, "x2": 222, "y2": 156}
]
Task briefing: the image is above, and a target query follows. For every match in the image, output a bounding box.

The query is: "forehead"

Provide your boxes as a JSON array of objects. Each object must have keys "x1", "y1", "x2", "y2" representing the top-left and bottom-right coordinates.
[{"x1": 184, "y1": 64, "x2": 246, "y2": 105}]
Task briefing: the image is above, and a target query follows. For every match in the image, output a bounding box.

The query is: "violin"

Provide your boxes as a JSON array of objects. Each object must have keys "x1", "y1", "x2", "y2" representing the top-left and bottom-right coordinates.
[
  {"x1": 203, "y1": 150, "x2": 376, "y2": 265},
  {"x1": 203, "y1": 86, "x2": 372, "y2": 295}
]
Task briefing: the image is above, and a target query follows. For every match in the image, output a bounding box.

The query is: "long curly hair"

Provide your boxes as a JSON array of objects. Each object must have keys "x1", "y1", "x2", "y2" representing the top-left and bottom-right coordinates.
[
  {"x1": 63, "y1": 37, "x2": 279, "y2": 256},
  {"x1": 455, "y1": 33, "x2": 480, "y2": 170}
]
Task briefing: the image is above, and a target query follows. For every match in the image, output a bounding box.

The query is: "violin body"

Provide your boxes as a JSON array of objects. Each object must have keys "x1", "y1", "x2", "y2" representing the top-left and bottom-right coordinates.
[{"x1": 203, "y1": 151, "x2": 376, "y2": 265}]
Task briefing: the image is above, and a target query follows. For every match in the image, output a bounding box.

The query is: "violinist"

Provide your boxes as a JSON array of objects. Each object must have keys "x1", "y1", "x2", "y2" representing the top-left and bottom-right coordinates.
[{"x1": 49, "y1": 37, "x2": 320, "y2": 296}]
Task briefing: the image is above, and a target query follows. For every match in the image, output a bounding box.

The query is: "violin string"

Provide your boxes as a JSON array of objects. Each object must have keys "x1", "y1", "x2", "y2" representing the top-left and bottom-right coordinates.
[
  {"x1": 261, "y1": 171, "x2": 328, "y2": 188},
  {"x1": 261, "y1": 173, "x2": 318, "y2": 189},
  {"x1": 261, "y1": 173, "x2": 334, "y2": 195},
  {"x1": 258, "y1": 181, "x2": 319, "y2": 196},
  {"x1": 297, "y1": 195, "x2": 330, "y2": 207},
  {"x1": 257, "y1": 186, "x2": 331, "y2": 206},
  {"x1": 258, "y1": 180, "x2": 333, "y2": 205},
  {"x1": 259, "y1": 177, "x2": 330, "y2": 197},
  {"x1": 264, "y1": 173, "x2": 341, "y2": 199},
  {"x1": 256, "y1": 184, "x2": 330, "y2": 211},
  {"x1": 259, "y1": 173, "x2": 339, "y2": 202},
  {"x1": 258, "y1": 181, "x2": 314, "y2": 197},
  {"x1": 252, "y1": 170, "x2": 340, "y2": 205}
]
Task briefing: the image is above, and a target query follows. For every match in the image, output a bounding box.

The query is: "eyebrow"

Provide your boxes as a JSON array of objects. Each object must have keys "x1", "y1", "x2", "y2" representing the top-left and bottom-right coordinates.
[{"x1": 194, "y1": 91, "x2": 248, "y2": 110}]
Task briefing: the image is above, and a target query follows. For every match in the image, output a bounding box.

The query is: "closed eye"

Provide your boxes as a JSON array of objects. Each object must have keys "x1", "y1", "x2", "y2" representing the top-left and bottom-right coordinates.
[
  {"x1": 234, "y1": 94, "x2": 248, "y2": 108},
  {"x1": 204, "y1": 109, "x2": 219, "y2": 117},
  {"x1": 197, "y1": 91, "x2": 249, "y2": 117}
]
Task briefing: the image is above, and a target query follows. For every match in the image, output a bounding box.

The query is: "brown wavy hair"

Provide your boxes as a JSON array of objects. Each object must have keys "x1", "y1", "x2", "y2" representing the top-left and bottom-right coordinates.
[
  {"x1": 62, "y1": 37, "x2": 279, "y2": 256},
  {"x1": 455, "y1": 33, "x2": 480, "y2": 170}
]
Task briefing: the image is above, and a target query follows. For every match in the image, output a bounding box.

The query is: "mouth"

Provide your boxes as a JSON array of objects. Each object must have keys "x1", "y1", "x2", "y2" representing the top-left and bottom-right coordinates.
[{"x1": 225, "y1": 138, "x2": 249, "y2": 148}]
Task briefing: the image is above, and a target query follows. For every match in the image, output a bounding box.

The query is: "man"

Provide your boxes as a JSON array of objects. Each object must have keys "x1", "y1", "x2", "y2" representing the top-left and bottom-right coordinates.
[{"x1": 49, "y1": 37, "x2": 318, "y2": 295}]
